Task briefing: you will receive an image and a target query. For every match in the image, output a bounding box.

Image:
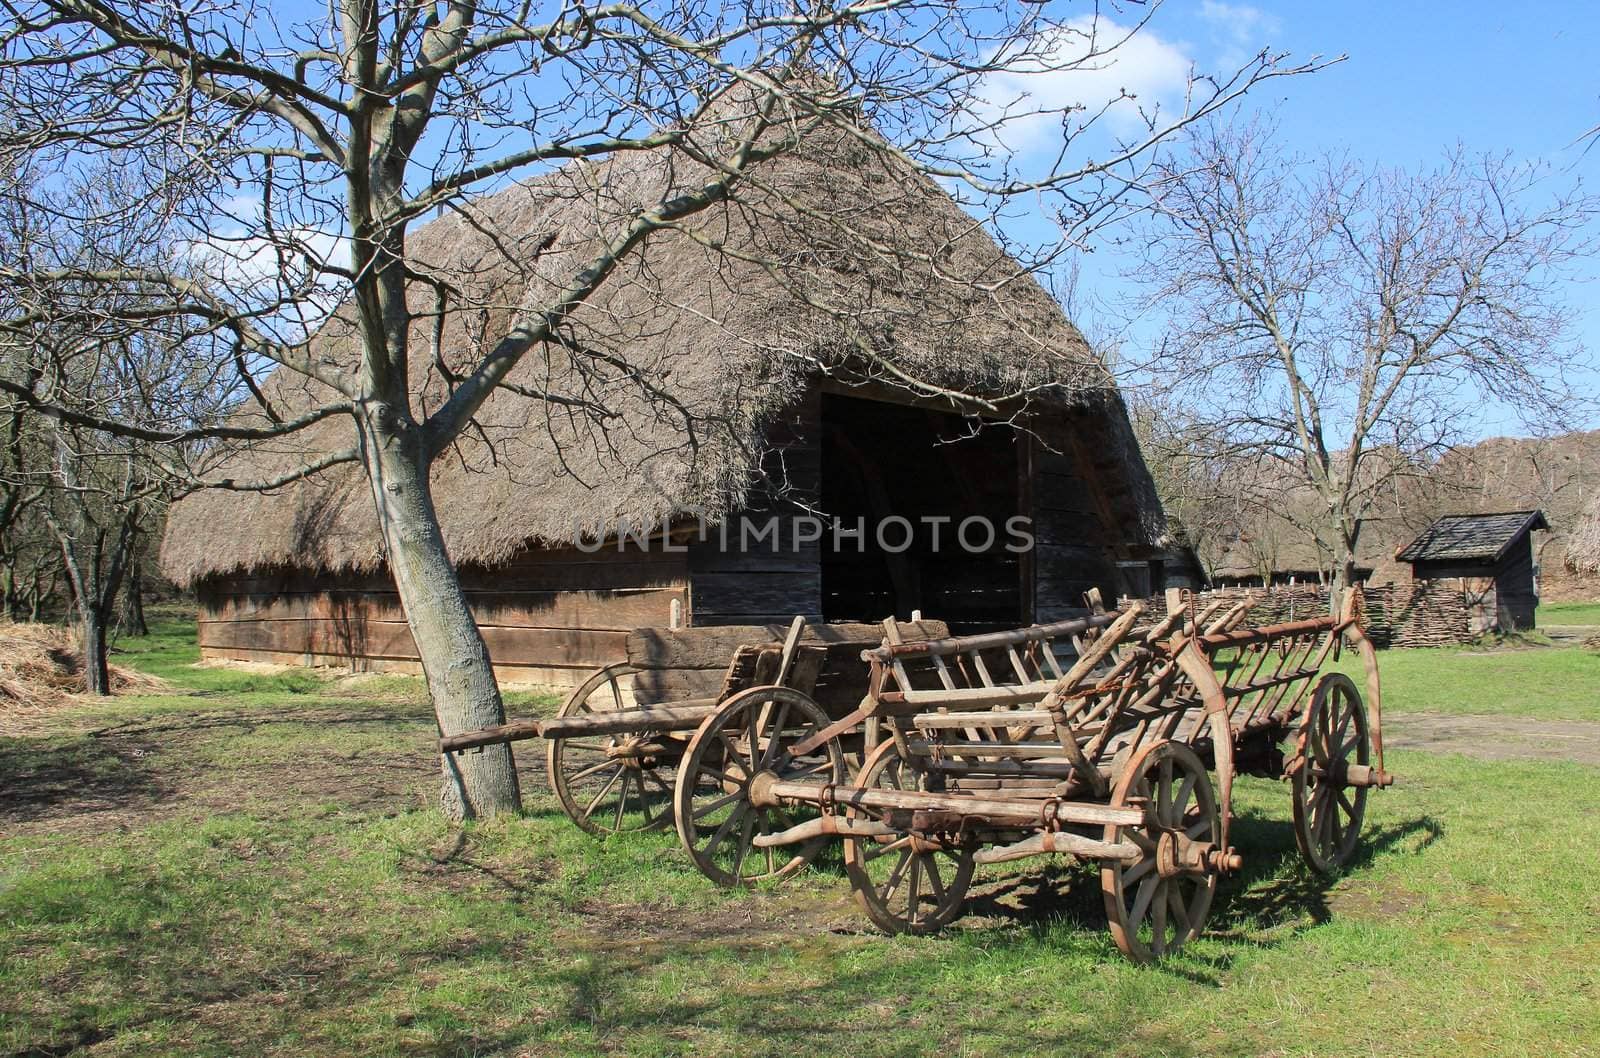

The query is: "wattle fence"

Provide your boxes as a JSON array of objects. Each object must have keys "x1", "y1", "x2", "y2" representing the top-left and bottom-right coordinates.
[{"x1": 1127, "y1": 580, "x2": 1485, "y2": 648}]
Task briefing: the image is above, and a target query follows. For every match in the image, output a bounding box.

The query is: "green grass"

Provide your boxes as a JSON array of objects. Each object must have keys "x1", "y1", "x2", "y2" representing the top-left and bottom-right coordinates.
[
  {"x1": 1540, "y1": 600, "x2": 1600, "y2": 625},
  {"x1": 1332, "y1": 641, "x2": 1600, "y2": 722},
  {"x1": 2, "y1": 623, "x2": 1597, "y2": 1057}
]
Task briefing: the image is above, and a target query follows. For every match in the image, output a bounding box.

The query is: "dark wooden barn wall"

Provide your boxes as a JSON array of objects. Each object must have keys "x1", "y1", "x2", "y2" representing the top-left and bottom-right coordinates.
[
  {"x1": 196, "y1": 545, "x2": 687, "y2": 685},
  {"x1": 1493, "y1": 536, "x2": 1538, "y2": 629},
  {"x1": 1028, "y1": 421, "x2": 1124, "y2": 622},
  {"x1": 687, "y1": 387, "x2": 823, "y2": 624}
]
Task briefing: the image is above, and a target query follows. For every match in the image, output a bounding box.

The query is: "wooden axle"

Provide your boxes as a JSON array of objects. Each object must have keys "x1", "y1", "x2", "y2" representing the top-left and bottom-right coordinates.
[
  {"x1": 750, "y1": 774, "x2": 1143, "y2": 828},
  {"x1": 536, "y1": 699, "x2": 719, "y2": 739},
  {"x1": 972, "y1": 831, "x2": 1142, "y2": 865},
  {"x1": 440, "y1": 698, "x2": 718, "y2": 752}
]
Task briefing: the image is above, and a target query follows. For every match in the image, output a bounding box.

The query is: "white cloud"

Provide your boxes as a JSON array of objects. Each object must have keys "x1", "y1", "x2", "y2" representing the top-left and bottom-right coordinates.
[
  {"x1": 1198, "y1": 2, "x2": 1281, "y2": 69},
  {"x1": 974, "y1": 16, "x2": 1198, "y2": 153},
  {"x1": 177, "y1": 207, "x2": 350, "y2": 341}
]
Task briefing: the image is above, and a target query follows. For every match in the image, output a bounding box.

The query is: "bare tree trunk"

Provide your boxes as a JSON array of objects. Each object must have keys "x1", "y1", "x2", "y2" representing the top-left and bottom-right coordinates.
[
  {"x1": 79, "y1": 601, "x2": 110, "y2": 694},
  {"x1": 121, "y1": 561, "x2": 148, "y2": 636},
  {"x1": 356, "y1": 404, "x2": 521, "y2": 820}
]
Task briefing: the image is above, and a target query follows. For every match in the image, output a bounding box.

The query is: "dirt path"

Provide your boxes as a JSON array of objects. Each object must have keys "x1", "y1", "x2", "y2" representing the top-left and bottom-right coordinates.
[
  {"x1": 1384, "y1": 711, "x2": 1600, "y2": 766},
  {"x1": 1540, "y1": 624, "x2": 1594, "y2": 646}
]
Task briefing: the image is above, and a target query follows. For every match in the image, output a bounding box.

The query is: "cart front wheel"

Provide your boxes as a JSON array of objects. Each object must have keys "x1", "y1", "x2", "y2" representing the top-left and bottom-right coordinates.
[
  {"x1": 1101, "y1": 739, "x2": 1219, "y2": 963},
  {"x1": 1292, "y1": 672, "x2": 1370, "y2": 874},
  {"x1": 674, "y1": 686, "x2": 844, "y2": 887}
]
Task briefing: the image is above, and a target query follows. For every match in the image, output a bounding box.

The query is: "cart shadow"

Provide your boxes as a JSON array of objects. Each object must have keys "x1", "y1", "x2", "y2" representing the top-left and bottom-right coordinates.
[{"x1": 951, "y1": 810, "x2": 1442, "y2": 973}]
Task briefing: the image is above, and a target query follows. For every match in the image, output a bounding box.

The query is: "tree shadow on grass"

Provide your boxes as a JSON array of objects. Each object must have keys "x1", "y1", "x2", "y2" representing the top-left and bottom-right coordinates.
[{"x1": 0, "y1": 735, "x2": 172, "y2": 825}]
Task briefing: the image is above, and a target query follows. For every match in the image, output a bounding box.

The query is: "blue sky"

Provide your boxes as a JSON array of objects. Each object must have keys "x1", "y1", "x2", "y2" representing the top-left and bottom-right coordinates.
[{"x1": 1039, "y1": 0, "x2": 1600, "y2": 437}]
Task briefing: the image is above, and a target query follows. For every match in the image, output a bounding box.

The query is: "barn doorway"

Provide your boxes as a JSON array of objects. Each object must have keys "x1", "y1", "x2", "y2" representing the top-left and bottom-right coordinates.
[{"x1": 819, "y1": 393, "x2": 1023, "y2": 631}]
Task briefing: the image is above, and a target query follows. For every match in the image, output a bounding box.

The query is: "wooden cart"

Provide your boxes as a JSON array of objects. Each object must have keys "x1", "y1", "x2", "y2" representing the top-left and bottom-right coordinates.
[{"x1": 672, "y1": 589, "x2": 1394, "y2": 962}]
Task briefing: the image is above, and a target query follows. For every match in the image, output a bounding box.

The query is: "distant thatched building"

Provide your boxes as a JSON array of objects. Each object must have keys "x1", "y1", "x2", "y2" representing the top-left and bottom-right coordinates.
[
  {"x1": 1397, "y1": 510, "x2": 1548, "y2": 631},
  {"x1": 161, "y1": 124, "x2": 1174, "y2": 686}
]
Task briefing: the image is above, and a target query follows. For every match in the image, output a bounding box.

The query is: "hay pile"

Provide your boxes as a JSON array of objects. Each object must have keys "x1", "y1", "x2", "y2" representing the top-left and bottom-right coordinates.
[{"x1": 0, "y1": 621, "x2": 167, "y2": 714}]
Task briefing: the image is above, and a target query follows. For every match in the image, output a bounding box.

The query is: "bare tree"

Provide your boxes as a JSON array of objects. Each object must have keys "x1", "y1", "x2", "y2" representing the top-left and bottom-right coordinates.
[
  {"x1": 0, "y1": 1, "x2": 1316, "y2": 818},
  {"x1": 0, "y1": 158, "x2": 226, "y2": 687},
  {"x1": 1131, "y1": 117, "x2": 1595, "y2": 595}
]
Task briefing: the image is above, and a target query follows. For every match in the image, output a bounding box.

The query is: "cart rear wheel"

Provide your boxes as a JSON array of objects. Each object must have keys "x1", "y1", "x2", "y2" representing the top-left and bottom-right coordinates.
[
  {"x1": 1292, "y1": 672, "x2": 1370, "y2": 874},
  {"x1": 547, "y1": 663, "x2": 675, "y2": 836},
  {"x1": 842, "y1": 739, "x2": 976, "y2": 935},
  {"x1": 1101, "y1": 740, "x2": 1218, "y2": 963},
  {"x1": 674, "y1": 686, "x2": 844, "y2": 887}
]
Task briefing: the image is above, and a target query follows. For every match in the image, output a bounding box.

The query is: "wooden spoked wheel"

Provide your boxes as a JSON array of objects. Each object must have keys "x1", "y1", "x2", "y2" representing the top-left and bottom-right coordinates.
[
  {"x1": 842, "y1": 739, "x2": 976, "y2": 935},
  {"x1": 546, "y1": 663, "x2": 675, "y2": 836},
  {"x1": 1101, "y1": 740, "x2": 1219, "y2": 963},
  {"x1": 1292, "y1": 672, "x2": 1370, "y2": 874},
  {"x1": 674, "y1": 686, "x2": 844, "y2": 888}
]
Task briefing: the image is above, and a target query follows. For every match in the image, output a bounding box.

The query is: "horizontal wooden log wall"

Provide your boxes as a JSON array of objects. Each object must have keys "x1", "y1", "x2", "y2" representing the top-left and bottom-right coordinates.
[
  {"x1": 196, "y1": 545, "x2": 688, "y2": 688},
  {"x1": 688, "y1": 387, "x2": 821, "y2": 624}
]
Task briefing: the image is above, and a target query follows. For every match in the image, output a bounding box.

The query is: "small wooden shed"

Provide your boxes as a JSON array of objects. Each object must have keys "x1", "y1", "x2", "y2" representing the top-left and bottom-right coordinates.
[
  {"x1": 160, "y1": 122, "x2": 1176, "y2": 687},
  {"x1": 1396, "y1": 510, "x2": 1549, "y2": 631}
]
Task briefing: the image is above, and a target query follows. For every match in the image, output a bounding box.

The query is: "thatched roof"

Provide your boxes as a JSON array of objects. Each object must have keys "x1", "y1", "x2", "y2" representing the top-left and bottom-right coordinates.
[
  {"x1": 1397, "y1": 510, "x2": 1548, "y2": 564},
  {"x1": 161, "y1": 116, "x2": 1162, "y2": 586}
]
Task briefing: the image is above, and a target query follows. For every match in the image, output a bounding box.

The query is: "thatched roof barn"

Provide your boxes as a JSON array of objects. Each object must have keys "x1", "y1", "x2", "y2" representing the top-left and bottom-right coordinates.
[{"x1": 162, "y1": 118, "x2": 1173, "y2": 686}]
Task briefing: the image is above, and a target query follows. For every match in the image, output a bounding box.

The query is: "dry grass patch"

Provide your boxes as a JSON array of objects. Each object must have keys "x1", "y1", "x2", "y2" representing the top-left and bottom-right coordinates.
[{"x1": 0, "y1": 620, "x2": 167, "y2": 718}]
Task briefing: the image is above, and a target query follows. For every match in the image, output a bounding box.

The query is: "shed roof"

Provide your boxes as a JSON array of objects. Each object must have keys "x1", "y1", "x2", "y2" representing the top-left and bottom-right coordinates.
[
  {"x1": 160, "y1": 108, "x2": 1164, "y2": 587},
  {"x1": 1395, "y1": 510, "x2": 1549, "y2": 565}
]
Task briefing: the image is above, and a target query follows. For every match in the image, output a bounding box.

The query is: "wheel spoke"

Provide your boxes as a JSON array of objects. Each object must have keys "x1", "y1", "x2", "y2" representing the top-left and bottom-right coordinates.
[
  {"x1": 1122, "y1": 855, "x2": 1156, "y2": 885},
  {"x1": 613, "y1": 771, "x2": 631, "y2": 829},
  {"x1": 1151, "y1": 881, "x2": 1169, "y2": 956},
  {"x1": 564, "y1": 758, "x2": 617, "y2": 783},
  {"x1": 1129, "y1": 875, "x2": 1159, "y2": 927},
  {"x1": 864, "y1": 834, "x2": 913, "y2": 863},
  {"x1": 757, "y1": 702, "x2": 792, "y2": 769},
  {"x1": 1174, "y1": 772, "x2": 1198, "y2": 816},
  {"x1": 782, "y1": 756, "x2": 835, "y2": 780},
  {"x1": 580, "y1": 767, "x2": 624, "y2": 820},
  {"x1": 881, "y1": 849, "x2": 914, "y2": 901},
  {"x1": 731, "y1": 811, "x2": 757, "y2": 878},
  {"x1": 1167, "y1": 882, "x2": 1192, "y2": 937},
  {"x1": 923, "y1": 854, "x2": 947, "y2": 904},
  {"x1": 691, "y1": 789, "x2": 744, "y2": 820},
  {"x1": 702, "y1": 803, "x2": 748, "y2": 858},
  {"x1": 906, "y1": 855, "x2": 923, "y2": 923}
]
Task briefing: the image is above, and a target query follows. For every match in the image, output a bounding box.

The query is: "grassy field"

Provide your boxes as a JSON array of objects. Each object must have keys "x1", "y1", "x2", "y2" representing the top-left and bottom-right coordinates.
[
  {"x1": 2, "y1": 622, "x2": 1597, "y2": 1057},
  {"x1": 1541, "y1": 600, "x2": 1600, "y2": 625}
]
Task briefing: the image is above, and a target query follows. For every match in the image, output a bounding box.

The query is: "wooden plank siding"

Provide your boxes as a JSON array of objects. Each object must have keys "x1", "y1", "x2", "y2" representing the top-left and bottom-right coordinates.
[
  {"x1": 196, "y1": 544, "x2": 688, "y2": 687},
  {"x1": 1027, "y1": 424, "x2": 1123, "y2": 622}
]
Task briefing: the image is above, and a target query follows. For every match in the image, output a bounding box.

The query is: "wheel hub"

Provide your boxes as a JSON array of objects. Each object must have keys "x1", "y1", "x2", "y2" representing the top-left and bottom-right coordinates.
[{"x1": 1154, "y1": 829, "x2": 1241, "y2": 877}]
